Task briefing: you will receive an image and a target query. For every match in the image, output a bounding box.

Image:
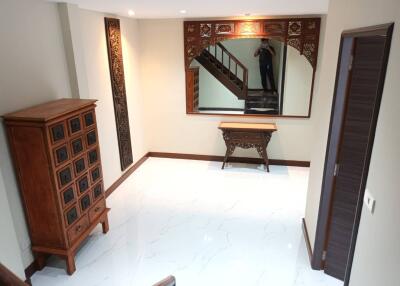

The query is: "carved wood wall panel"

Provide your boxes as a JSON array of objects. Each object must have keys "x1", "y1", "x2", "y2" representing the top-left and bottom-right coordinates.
[
  {"x1": 104, "y1": 18, "x2": 133, "y2": 171},
  {"x1": 184, "y1": 18, "x2": 321, "y2": 69}
]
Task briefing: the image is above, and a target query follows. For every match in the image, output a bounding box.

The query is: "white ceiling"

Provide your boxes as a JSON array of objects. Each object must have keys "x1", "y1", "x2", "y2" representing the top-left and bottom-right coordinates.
[{"x1": 49, "y1": 0, "x2": 329, "y2": 19}]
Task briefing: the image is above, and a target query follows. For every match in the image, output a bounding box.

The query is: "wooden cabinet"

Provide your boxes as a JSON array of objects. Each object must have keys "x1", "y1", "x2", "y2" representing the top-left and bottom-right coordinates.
[{"x1": 3, "y1": 99, "x2": 110, "y2": 275}]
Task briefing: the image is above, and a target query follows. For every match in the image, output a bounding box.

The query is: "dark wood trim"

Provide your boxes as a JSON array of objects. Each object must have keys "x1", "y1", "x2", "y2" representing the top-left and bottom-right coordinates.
[
  {"x1": 187, "y1": 112, "x2": 310, "y2": 119},
  {"x1": 198, "y1": 107, "x2": 244, "y2": 112},
  {"x1": 312, "y1": 35, "x2": 351, "y2": 271},
  {"x1": 148, "y1": 152, "x2": 310, "y2": 167},
  {"x1": 0, "y1": 263, "x2": 28, "y2": 286},
  {"x1": 105, "y1": 154, "x2": 149, "y2": 198},
  {"x1": 184, "y1": 18, "x2": 321, "y2": 118},
  {"x1": 302, "y1": 218, "x2": 313, "y2": 265},
  {"x1": 342, "y1": 23, "x2": 394, "y2": 37},
  {"x1": 311, "y1": 22, "x2": 394, "y2": 284},
  {"x1": 153, "y1": 275, "x2": 176, "y2": 286},
  {"x1": 343, "y1": 22, "x2": 394, "y2": 286},
  {"x1": 279, "y1": 44, "x2": 288, "y2": 115}
]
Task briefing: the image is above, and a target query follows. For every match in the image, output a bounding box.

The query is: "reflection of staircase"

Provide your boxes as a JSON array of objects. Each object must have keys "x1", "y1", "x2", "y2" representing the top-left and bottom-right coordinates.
[
  {"x1": 245, "y1": 90, "x2": 279, "y2": 114},
  {"x1": 195, "y1": 43, "x2": 248, "y2": 100}
]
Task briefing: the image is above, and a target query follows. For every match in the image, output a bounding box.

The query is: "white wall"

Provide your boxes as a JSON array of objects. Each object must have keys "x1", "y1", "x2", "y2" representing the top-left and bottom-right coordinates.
[
  {"x1": 190, "y1": 60, "x2": 245, "y2": 109},
  {"x1": 0, "y1": 0, "x2": 72, "y2": 272},
  {"x1": 283, "y1": 46, "x2": 313, "y2": 116},
  {"x1": 0, "y1": 169, "x2": 25, "y2": 279},
  {"x1": 139, "y1": 19, "x2": 325, "y2": 161},
  {"x1": 303, "y1": 0, "x2": 400, "y2": 285}
]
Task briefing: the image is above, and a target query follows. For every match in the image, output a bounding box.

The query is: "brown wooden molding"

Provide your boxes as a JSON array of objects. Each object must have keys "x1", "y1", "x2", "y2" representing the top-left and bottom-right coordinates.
[
  {"x1": 148, "y1": 152, "x2": 310, "y2": 167},
  {"x1": 184, "y1": 18, "x2": 321, "y2": 70},
  {"x1": 104, "y1": 17, "x2": 133, "y2": 171},
  {"x1": 153, "y1": 275, "x2": 176, "y2": 286},
  {"x1": 105, "y1": 154, "x2": 149, "y2": 198},
  {"x1": 302, "y1": 218, "x2": 313, "y2": 266},
  {"x1": 0, "y1": 263, "x2": 28, "y2": 286}
]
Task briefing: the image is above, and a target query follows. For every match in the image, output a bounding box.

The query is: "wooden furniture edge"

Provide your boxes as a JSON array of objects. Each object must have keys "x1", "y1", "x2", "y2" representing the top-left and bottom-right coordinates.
[
  {"x1": 218, "y1": 122, "x2": 278, "y2": 131},
  {"x1": 105, "y1": 154, "x2": 150, "y2": 198},
  {"x1": 2, "y1": 99, "x2": 97, "y2": 122},
  {"x1": 153, "y1": 275, "x2": 176, "y2": 286},
  {"x1": 0, "y1": 263, "x2": 28, "y2": 286},
  {"x1": 302, "y1": 218, "x2": 313, "y2": 266}
]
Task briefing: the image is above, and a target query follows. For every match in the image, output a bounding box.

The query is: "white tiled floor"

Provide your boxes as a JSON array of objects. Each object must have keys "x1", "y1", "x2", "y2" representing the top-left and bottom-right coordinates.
[{"x1": 31, "y1": 158, "x2": 341, "y2": 286}]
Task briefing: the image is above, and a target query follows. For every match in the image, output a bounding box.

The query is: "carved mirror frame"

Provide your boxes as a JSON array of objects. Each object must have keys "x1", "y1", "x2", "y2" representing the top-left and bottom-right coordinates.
[{"x1": 184, "y1": 17, "x2": 321, "y2": 118}]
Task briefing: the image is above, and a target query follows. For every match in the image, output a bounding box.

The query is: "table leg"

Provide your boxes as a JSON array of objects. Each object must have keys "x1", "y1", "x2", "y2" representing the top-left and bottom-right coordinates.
[
  {"x1": 262, "y1": 147, "x2": 270, "y2": 172},
  {"x1": 222, "y1": 144, "x2": 235, "y2": 169},
  {"x1": 256, "y1": 145, "x2": 270, "y2": 172}
]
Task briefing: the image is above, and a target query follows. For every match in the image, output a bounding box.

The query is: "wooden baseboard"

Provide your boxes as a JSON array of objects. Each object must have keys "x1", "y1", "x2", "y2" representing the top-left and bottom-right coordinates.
[
  {"x1": 148, "y1": 152, "x2": 310, "y2": 167},
  {"x1": 302, "y1": 218, "x2": 313, "y2": 266},
  {"x1": 105, "y1": 154, "x2": 149, "y2": 198}
]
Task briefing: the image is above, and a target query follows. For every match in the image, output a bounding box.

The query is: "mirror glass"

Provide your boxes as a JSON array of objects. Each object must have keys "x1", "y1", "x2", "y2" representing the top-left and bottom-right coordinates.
[{"x1": 188, "y1": 38, "x2": 314, "y2": 116}]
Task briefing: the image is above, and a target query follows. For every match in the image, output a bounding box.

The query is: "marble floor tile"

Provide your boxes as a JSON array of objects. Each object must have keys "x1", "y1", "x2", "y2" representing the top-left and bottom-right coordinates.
[{"x1": 31, "y1": 158, "x2": 342, "y2": 286}]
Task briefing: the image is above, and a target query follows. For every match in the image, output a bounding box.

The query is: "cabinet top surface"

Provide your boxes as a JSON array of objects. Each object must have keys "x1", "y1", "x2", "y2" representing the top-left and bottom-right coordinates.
[
  {"x1": 218, "y1": 122, "x2": 277, "y2": 131},
  {"x1": 2, "y1": 99, "x2": 97, "y2": 122}
]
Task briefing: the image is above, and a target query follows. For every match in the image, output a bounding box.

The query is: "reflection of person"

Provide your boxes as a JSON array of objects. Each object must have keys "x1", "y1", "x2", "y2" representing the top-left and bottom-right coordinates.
[{"x1": 254, "y1": 38, "x2": 276, "y2": 92}]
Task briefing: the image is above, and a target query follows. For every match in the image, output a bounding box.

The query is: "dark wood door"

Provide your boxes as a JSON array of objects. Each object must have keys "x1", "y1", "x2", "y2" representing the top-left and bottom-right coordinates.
[{"x1": 324, "y1": 35, "x2": 389, "y2": 280}]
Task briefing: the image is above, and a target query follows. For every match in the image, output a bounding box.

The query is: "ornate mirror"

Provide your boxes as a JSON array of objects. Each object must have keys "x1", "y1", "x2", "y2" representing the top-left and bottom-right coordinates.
[{"x1": 184, "y1": 18, "x2": 321, "y2": 118}]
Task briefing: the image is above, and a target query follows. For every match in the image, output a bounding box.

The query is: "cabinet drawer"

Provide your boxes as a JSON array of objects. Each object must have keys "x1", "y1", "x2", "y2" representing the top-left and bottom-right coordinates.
[
  {"x1": 57, "y1": 165, "x2": 73, "y2": 189},
  {"x1": 65, "y1": 206, "x2": 79, "y2": 226},
  {"x1": 230, "y1": 131, "x2": 263, "y2": 140},
  {"x1": 68, "y1": 214, "x2": 89, "y2": 245},
  {"x1": 53, "y1": 144, "x2": 70, "y2": 166},
  {"x1": 92, "y1": 181, "x2": 104, "y2": 201},
  {"x1": 49, "y1": 122, "x2": 66, "y2": 144},
  {"x1": 83, "y1": 110, "x2": 95, "y2": 128},
  {"x1": 89, "y1": 199, "x2": 106, "y2": 223},
  {"x1": 68, "y1": 116, "x2": 83, "y2": 136},
  {"x1": 61, "y1": 185, "x2": 76, "y2": 209}
]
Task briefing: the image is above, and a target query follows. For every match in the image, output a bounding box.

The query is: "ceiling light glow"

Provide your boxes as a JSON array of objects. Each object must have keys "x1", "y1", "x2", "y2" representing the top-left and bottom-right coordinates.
[
  {"x1": 179, "y1": 10, "x2": 187, "y2": 14},
  {"x1": 128, "y1": 10, "x2": 135, "y2": 16}
]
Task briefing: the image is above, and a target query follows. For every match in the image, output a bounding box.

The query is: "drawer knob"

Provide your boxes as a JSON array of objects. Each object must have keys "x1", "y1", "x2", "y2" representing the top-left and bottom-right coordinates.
[
  {"x1": 95, "y1": 207, "x2": 101, "y2": 212},
  {"x1": 76, "y1": 225, "x2": 82, "y2": 232}
]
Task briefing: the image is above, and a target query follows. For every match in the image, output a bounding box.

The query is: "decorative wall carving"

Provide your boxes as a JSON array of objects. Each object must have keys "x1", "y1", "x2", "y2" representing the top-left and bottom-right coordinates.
[
  {"x1": 216, "y1": 23, "x2": 234, "y2": 34},
  {"x1": 104, "y1": 17, "x2": 133, "y2": 171},
  {"x1": 184, "y1": 18, "x2": 321, "y2": 69}
]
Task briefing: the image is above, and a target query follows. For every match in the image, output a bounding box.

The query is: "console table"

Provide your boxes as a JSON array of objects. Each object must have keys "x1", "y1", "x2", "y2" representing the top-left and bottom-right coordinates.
[{"x1": 218, "y1": 122, "x2": 277, "y2": 172}]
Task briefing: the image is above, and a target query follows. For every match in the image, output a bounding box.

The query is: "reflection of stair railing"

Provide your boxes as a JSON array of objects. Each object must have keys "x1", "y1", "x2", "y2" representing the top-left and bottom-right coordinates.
[{"x1": 195, "y1": 43, "x2": 248, "y2": 99}]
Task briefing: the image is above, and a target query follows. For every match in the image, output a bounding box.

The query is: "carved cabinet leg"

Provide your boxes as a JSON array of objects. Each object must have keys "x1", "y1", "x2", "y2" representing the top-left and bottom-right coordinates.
[
  {"x1": 35, "y1": 252, "x2": 47, "y2": 271},
  {"x1": 66, "y1": 254, "x2": 76, "y2": 275},
  {"x1": 102, "y1": 214, "x2": 109, "y2": 234}
]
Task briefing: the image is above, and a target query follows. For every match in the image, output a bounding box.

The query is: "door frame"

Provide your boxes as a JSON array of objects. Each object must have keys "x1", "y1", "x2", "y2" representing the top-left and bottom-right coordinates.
[{"x1": 311, "y1": 23, "x2": 394, "y2": 285}]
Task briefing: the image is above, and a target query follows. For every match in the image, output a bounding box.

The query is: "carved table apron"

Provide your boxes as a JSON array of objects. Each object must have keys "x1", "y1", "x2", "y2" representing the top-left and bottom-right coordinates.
[{"x1": 218, "y1": 122, "x2": 277, "y2": 172}]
